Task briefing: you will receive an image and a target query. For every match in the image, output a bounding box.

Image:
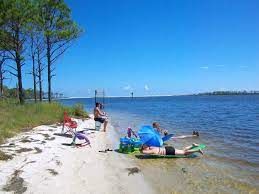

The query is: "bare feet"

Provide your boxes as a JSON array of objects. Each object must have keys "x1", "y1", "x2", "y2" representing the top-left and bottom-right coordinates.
[
  {"x1": 192, "y1": 143, "x2": 199, "y2": 147},
  {"x1": 198, "y1": 149, "x2": 204, "y2": 155}
]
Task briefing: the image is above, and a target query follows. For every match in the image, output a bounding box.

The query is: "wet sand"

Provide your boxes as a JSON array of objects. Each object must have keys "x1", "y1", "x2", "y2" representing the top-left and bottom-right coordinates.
[
  {"x1": 0, "y1": 116, "x2": 154, "y2": 194},
  {"x1": 127, "y1": 137, "x2": 259, "y2": 194}
]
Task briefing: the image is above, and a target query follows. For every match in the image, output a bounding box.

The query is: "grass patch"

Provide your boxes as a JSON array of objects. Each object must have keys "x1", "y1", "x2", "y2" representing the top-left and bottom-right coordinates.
[
  {"x1": 15, "y1": 148, "x2": 34, "y2": 153},
  {"x1": 34, "y1": 147, "x2": 42, "y2": 154},
  {"x1": 2, "y1": 170, "x2": 27, "y2": 193},
  {"x1": 0, "y1": 150, "x2": 13, "y2": 160},
  {"x1": 47, "y1": 168, "x2": 58, "y2": 176},
  {"x1": 0, "y1": 98, "x2": 88, "y2": 144},
  {"x1": 73, "y1": 103, "x2": 88, "y2": 118}
]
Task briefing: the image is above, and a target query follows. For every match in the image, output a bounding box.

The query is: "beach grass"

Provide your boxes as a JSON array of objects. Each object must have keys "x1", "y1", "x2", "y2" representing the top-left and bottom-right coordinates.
[
  {"x1": 0, "y1": 150, "x2": 13, "y2": 160},
  {"x1": 0, "y1": 98, "x2": 88, "y2": 145}
]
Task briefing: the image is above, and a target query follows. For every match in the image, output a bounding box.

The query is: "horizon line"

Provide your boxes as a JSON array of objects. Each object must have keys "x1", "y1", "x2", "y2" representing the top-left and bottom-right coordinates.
[{"x1": 60, "y1": 90, "x2": 259, "y2": 99}]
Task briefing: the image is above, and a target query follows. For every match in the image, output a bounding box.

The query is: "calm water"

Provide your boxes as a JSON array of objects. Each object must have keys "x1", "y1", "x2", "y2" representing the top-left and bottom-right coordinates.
[{"x1": 59, "y1": 95, "x2": 259, "y2": 193}]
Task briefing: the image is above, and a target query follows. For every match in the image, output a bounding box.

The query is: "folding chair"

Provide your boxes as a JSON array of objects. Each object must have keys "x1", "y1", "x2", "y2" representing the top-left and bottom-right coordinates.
[
  {"x1": 62, "y1": 111, "x2": 78, "y2": 133},
  {"x1": 70, "y1": 131, "x2": 91, "y2": 147}
]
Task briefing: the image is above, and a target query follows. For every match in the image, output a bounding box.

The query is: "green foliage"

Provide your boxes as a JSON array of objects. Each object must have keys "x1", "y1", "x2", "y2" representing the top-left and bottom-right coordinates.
[
  {"x1": 0, "y1": 0, "x2": 83, "y2": 103},
  {"x1": 1, "y1": 85, "x2": 64, "y2": 99},
  {"x1": 71, "y1": 103, "x2": 88, "y2": 118},
  {"x1": 0, "y1": 99, "x2": 88, "y2": 144},
  {"x1": 36, "y1": 0, "x2": 82, "y2": 102},
  {"x1": 0, "y1": 0, "x2": 33, "y2": 50},
  {"x1": 2, "y1": 86, "x2": 17, "y2": 98},
  {"x1": 0, "y1": 0, "x2": 34, "y2": 104},
  {"x1": 37, "y1": 0, "x2": 82, "y2": 48},
  {"x1": 2, "y1": 86, "x2": 35, "y2": 99}
]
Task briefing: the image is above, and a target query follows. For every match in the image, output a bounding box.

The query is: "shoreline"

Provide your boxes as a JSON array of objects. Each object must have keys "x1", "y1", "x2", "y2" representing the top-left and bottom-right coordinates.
[
  {"x1": 0, "y1": 116, "x2": 155, "y2": 194},
  {"x1": 55, "y1": 93, "x2": 259, "y2": 100}
]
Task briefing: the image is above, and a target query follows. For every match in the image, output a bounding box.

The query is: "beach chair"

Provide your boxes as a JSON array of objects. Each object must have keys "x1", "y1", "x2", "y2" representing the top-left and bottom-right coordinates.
[
  {"x1": 70, "y1": 131, "x2": 91, "y2": 147},
  {"x1": 62, "y1": 112, "x2": 78, "y2": 133}
]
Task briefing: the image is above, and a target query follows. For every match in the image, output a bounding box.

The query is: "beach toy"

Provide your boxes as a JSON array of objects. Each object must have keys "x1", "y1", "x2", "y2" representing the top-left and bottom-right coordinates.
[
  {"x1": 119, "y1": 137, "x2": 134, "y2": 153},
  {"x1": 120, "y1": 137, "x2": 131, "y2": 144},
  {"x1": 118, "y1": 127, "x2": 143, "y2": 154},
  {"x1": 130, "y1": 138, "x2": 142, "y2": 148},
  {"x1": 135, "y1": 144, "x2": 206, "y2": 159},
  {"x1": 138, "y1": 126, "x2": 163, "y2": 147},
  {"x1": 127, "y1": 128, "x2": 131, "y2": 138},
  {"x1": 127, "y1": 127, "x2": 138, "y2": 138},
  {"x1": 118, "y1": 136, "x2": 143, "y2": 153}
]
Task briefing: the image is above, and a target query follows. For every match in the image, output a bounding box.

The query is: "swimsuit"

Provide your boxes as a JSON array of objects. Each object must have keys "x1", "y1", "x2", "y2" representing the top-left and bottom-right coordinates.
[
  {"x1": 94, "y1": 117, "x2": 106, "y2": 123},
  {"x1": 165, "y1": 146, "x2": 175, "y2": 155}
]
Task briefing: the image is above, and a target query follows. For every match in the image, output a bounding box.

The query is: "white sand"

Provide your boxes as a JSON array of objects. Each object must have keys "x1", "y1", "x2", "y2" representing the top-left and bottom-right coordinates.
[{"x1": 0, "y1": 116, "x2": 155, "y2": 194}]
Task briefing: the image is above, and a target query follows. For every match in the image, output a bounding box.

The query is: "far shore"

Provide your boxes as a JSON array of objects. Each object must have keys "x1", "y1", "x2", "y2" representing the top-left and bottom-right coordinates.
[{"x1": 47, "y1": 92, "x2": 259, "y2": 100}]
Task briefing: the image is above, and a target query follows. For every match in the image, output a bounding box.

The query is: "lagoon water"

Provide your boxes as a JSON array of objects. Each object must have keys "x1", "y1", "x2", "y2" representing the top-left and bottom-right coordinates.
[{"x1": 59, "y1": 95, "x2": 259, "y2": 193}]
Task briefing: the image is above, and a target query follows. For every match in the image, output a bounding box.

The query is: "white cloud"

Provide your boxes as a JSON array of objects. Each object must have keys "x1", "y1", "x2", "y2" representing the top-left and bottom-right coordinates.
[
  {"x1": 200, "y1": 66, "x2": 209, "y2": 69},
  {"x1": 123, "y1": 85, "x2": 133, "y2": 91},
  {"x1": 219, "y1": 87, "x2": 226, "y2": 91},
  {"x1": 144, "y1": 85, "x2": 150, "y2": 91}
]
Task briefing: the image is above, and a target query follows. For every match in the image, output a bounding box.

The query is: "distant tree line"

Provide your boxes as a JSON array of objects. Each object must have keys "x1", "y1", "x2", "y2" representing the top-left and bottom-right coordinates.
[
  {"x1": 1, "y1": 85, "x2": 64, "y2": 99},
  {"x1": 0, "y1": 0, "x2": 82, "y2": 104},
  {"x1": 197, "y1": 91, "x2": 259, "y2": 95}
]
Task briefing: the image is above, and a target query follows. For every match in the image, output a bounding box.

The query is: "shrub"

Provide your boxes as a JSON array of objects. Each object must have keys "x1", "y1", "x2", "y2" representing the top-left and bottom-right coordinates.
[{"x1": 71, "y1": 103, "x2": 88, "y2": 118}]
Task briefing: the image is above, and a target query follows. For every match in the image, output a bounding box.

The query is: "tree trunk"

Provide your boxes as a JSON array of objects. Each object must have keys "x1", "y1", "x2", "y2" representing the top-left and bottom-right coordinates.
[
  {"x1": 46, "y1": 36, "x2": 51, "y2": 103},
  {"x1": 15, "y1": 28, "x2": 24, "y2": 104},
  {"x1": 0, "y1": 63, "x2": 3, "y2": 97},
  {"x1": 37, "y1": 49, "x2": 43, "y2": 102},
  {"x1": 31, "y1": 34, "x2": 37, "y2": 102},
  {"x1": 32, "y1": 54, "x2": 37, "y2": 102},
  {"x1": 16, "y1": 58, "x2": 24, "y2": 104},
  {"x1": 39, "y1": 71, "x2": 42, "y2": 102}
]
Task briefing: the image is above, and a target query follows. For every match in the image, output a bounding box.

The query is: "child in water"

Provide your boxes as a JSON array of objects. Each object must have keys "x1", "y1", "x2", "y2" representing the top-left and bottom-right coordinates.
[{"x1": 152, "y1": 122, "x2": 199, "y2": 139}]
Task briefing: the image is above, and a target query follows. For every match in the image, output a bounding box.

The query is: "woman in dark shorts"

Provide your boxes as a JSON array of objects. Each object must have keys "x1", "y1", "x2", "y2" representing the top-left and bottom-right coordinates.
[{"x1": 140, "y1": 143, "x2": 204, "y2": 156}]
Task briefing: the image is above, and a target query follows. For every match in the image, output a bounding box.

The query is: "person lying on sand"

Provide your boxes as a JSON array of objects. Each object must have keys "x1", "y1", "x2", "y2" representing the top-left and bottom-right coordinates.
[
  {"x1": 140, "y1": 143, "x2": 204, "y2": 156},
  {"x1": 152, "y1": 122, "x2": 199, "y2": 139},
  {"x1": 94, "y1": 102, "x2": 108, "y2": 132}
]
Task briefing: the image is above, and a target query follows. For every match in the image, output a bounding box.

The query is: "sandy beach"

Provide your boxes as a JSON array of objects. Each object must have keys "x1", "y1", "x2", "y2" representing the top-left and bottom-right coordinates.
[{"x1": 0, "y1": 116, "x2": 154, "y2": 194}]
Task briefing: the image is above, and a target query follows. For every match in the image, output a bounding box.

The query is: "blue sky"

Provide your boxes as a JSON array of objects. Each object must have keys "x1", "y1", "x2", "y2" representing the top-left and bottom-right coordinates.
[{"x1": 23, "y1": 0, "x2": 259, "y2": 97}]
